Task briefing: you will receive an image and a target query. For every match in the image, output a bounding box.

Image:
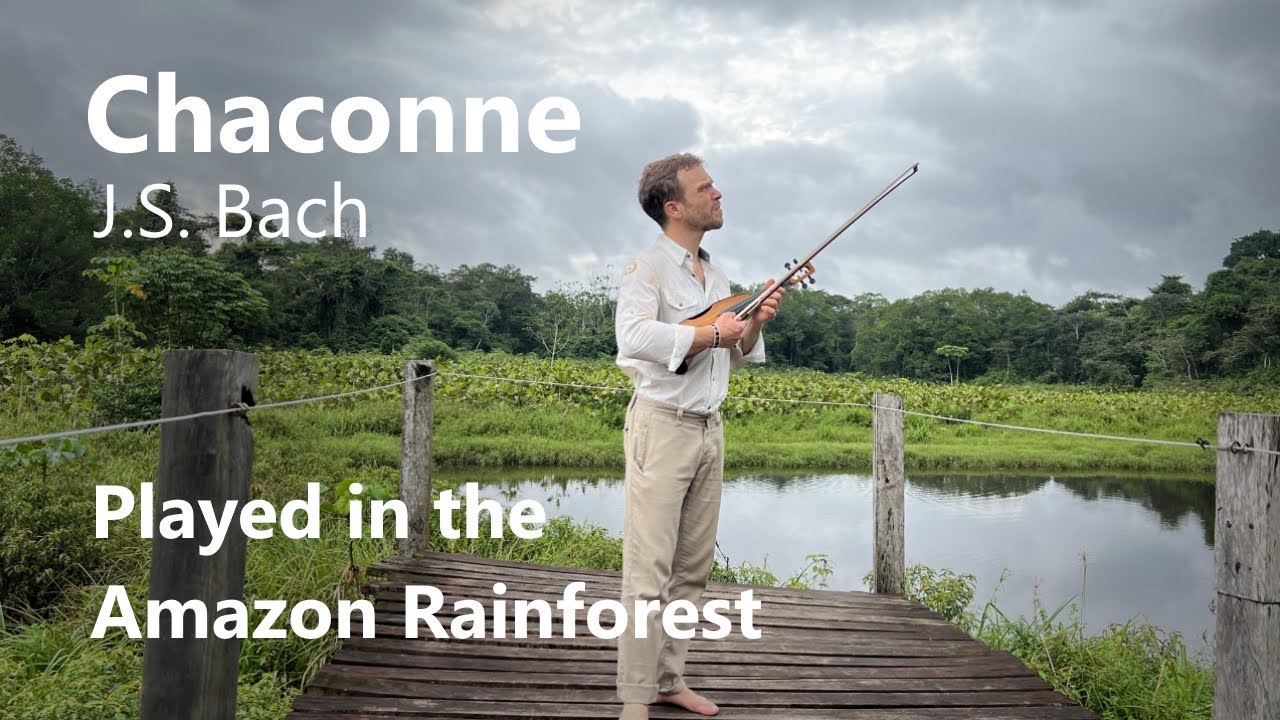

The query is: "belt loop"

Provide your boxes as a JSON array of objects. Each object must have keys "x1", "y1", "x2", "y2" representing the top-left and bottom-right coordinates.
[{"x1": 676, "y1": 407, "x2": 685, "y2": 426}]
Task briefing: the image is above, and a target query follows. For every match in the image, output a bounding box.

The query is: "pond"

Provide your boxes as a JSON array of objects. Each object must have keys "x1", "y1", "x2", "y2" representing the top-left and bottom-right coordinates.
[{"x1": 456, "y1": 470, "x2": 1216, "y2": 650}]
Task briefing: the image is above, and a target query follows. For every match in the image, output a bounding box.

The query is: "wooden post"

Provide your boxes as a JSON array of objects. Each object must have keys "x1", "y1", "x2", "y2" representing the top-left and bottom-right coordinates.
[
  {"x1": 399, "y1": 359, "x2": 435, "y2": 557},
  {"x1": 872, "y1": 392, "x2": 905, "y2": 595},
  {"x1": 142, "y1": 350, "x2": 258, "y2": 720},
  {"x1": 1215, "y1": 411, "x2": 1280, "y2": 720}
]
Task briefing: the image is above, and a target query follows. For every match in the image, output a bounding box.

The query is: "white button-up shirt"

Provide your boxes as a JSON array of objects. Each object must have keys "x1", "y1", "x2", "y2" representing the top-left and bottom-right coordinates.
[{"x1": 615, "y1": 234, "x2": 766, "y2": 414}]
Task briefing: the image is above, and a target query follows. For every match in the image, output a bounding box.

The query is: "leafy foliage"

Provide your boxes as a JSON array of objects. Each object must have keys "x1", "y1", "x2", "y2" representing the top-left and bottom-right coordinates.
[
  {"x1": 403, "y1": 335, "x2": 457, "y2": 362},
  {"x1": 0, "y1": 338, "x2": 1235, "y2": 720},
  {"x1": 5, "y1": 341, "x2": 1276, "y2": 451},
  {"x1": 90, "y1": 364, "x2": 162, "y2": 425},
  {"x1": 935, "y1": 345, "x2": 970, "y2": 384},
  {"x1": 873, "y1": 563, "x2": 1213, "y2": 720},
  {"x1": 0, "y1": 437, "x2": 86, "y2": 471},
  {"x1": 0, "y1": 439, "x2": 104, "y2": 612},
  {"x1": 980, "y1": 595, "x2": 1213, "y2": 719},
  {"x1": 0, "y1": 136, "x2": 105, "y2": 341},
  {"x1": 3, "y1": 134, "x2": 1279, "y2": 388}
]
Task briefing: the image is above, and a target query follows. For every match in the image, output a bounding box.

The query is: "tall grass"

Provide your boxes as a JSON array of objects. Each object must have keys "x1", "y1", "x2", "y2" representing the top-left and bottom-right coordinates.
[
  {"x1": 0, "y1": 348, "x2": 1243, "y2": 719},
  {"x1": 975, "y1": 591, "x2": 1214, "y2": 719},
  {"x1": 886, "y1": 561, "x2": 1215, "y2": 720}
]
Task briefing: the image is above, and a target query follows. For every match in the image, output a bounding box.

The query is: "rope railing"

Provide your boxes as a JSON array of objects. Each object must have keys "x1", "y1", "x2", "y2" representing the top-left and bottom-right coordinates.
[
  {"x1": 0, "y1": 373, "x2": 431, "y2": 446},
  {"x1": 2, "y1": 367, "x2": 1276, "y2": 457}
]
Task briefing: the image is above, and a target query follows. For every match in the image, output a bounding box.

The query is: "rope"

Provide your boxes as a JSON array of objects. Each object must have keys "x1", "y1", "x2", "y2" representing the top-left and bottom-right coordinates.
[
  {"x1": 431, "y1": 372, "x2": 1280, "y2": 457},
  {"x1": 880, "y1": 399, "x2": 1249, "y2": 450},
  {"x1": 0, "y1": 372, "x2": 431, "y2": 446},
  {"x1": 4, "y1": 367, "x2": 1277, "y2": 458},
  {"x1": 436, "y1": 370, "x2": 630, "y2": 393}
]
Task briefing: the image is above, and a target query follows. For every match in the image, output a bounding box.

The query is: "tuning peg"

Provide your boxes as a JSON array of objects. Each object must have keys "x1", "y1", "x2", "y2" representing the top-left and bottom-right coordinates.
[
  {"x1": 808, "y1": 277, "x2": 816, "y2": 285},
  {"x1": 792, "y1": 258, "x2": 799, "y2": 266},
  {"x1": 784, "y1": 261, "x2": 792, "y2": 270}
]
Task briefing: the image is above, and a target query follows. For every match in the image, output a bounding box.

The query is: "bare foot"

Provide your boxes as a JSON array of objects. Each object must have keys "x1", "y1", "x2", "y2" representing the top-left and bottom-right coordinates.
[
  {"x1": 657, "y1": 688, "x2": 719, "y2": 716},
  {"x1": 619, "y1": 703, "x2": 649, "y2": 719}
]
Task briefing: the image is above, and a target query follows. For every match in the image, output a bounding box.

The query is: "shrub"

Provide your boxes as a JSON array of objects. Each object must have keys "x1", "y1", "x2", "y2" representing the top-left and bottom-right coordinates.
[
  {"x1": 403, "y1": 335, "x2": 458, "y2": 362},
  {"x1": 863, "y1": 563, "x2": 978, "y2": 631},
  {"x1": 91, "y1": 367, "x2": 163, "y2": 425},
  {"x1": 0, "y1": 443, "x2": 106, "y2": 612}
]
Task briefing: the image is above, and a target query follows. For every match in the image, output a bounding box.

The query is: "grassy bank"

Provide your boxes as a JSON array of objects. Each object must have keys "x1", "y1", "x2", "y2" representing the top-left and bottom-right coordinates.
[
  {"x1": 0, "y1": 345, "x2": 1250, "y2": 718},
  {"x1": 8, "y1": 344, "x2": 1274, "y2": 475},
  {"x1": 304, "y1": 347, "x2": 1237, "y2": 477},
  {"x1": 897, "y1": 566, "x2": 1213, "y2": 719}
]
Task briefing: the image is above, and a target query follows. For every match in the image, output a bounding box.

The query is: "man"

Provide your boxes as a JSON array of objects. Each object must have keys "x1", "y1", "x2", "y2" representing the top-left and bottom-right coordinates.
[{"x1": 613, "y1": 153, "x2": 782, "y2": 719}]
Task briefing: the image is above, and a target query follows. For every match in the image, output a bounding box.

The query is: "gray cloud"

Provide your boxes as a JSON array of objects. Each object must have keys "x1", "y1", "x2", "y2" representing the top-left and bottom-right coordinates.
[
  {"x1": 1, "y1": 0, "x2": 1275, "y2": 306},
  {"x1": 873, "y1": 0, "x2": 1279, "y2": 299}
]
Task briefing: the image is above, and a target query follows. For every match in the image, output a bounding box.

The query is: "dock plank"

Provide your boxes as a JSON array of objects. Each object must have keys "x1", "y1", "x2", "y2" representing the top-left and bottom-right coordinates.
[{"x1": 287, "y1": 552, "x2": 1097, "y2": 719}]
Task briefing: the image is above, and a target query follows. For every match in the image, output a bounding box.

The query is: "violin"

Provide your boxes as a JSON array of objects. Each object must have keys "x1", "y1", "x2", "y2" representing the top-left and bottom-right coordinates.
[{"x1": 675, "y1": 163, "x2": 919, "y2": 374}]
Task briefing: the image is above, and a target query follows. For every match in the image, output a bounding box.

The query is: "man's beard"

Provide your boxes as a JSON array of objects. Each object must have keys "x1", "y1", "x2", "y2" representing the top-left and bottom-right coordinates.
[{"x1": 687, "y1": 210, "x2": 723, "y2": 232}]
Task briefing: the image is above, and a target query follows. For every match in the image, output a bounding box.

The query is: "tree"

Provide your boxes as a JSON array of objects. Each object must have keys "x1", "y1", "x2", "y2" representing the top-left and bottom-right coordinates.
[
  {"x1": 990, "y1": 339, "x2": 1016, "y2": 382},
  {"x1": 1222, "y1": 229, "x2": 1280, "y2": 269},
  {"x1": 934, "y1": 345, "x2": 969, "y2": 384},
  {"x1": 763, "y1": 287, "x2": 856, "y2": 371},
  {"x1": 441, "y1": 264, "x2": 540, "y2": 353},
  {"x1": 102, "y1": 247, "x2": 268, "y2": 348},
  {"x1": 4, "y1": 147, "x2": 1276, "y2": 392},
  {"x1": 0, "y1": 135, "x2": 106, "y2": 340},
  {"x1": 1142, "y1": 275, "x2": 1194, "y2": 324},
  {"x1": 215, "y1": 235, "x2": 426, "y2": 350},
  {"x1": 1220, "y1": 299, "x2": 1280, "y2": 373},
  {"x1": 1185, "y1": 238, "x2": 1280, "y2": 378},
  {"x1": 527, "y1": 272, "x2": 618, "y2": 361},
  {"x1": 527, "y1": 291, "x2": 574, "y2": 361},
  {"x1": 850, "y1": 288, "x2": 1041, "y2": 381},
  {"x1": 560, "y1": 271, "x2": 618, "y2": 358}
]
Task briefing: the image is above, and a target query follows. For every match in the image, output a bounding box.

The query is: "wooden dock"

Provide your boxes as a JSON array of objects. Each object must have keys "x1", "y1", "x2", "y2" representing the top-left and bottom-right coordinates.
[{"x1": 286, "y1": 551, "x2": 1097, "y2": 719}]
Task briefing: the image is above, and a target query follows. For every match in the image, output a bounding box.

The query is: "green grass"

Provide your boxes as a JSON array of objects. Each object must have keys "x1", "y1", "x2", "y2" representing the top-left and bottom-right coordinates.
[
  {"x1": 982, "y1": 611, "x2": 1214, "y2": 720},
  {"x1": 889, "y1": 564, "x2": 1214, "y2": 720},
  {"x1": 7, "y1": 344, "x2": 1273, "y2": 475},
  {"x1": 978, "y1": 584, "x2": 1214, "y2": 720},
  {"x1": 249, "y1": 392, "x2": 1225, "y2": 475},
  {"x1": 0, "y1": 347, "x2": 1252, "y2": 719}
]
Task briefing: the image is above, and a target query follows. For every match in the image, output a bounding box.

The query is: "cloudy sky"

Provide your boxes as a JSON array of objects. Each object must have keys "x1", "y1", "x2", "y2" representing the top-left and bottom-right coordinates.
[{"x1": 2, "y1": 0, "x2": 1276, "y2": 306}]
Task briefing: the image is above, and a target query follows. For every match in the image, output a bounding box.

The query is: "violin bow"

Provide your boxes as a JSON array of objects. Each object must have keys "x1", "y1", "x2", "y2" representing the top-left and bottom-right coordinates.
[{"x1": 733, "y1": 162, "x2": 919, "y2": 321}]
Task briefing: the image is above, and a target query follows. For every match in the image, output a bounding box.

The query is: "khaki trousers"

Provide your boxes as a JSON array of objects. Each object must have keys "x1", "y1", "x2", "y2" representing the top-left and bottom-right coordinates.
[{"x1": 616, "y1": 394, "x2": 724, "y2": 704}]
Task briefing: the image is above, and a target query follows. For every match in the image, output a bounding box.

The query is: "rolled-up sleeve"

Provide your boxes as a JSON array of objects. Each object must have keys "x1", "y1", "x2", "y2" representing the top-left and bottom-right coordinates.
[
  {"x1": 615, "y1": 261, "x2": 696, "y2": 372},
  {"x1": 731, "y1": 331, "x2": 766, "y2": 369}
]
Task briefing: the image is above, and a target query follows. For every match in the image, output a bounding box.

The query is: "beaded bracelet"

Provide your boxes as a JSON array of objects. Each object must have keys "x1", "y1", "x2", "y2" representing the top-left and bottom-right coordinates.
[{"x1": 711, "y1": 323, "x2": 721, "y2": 349}]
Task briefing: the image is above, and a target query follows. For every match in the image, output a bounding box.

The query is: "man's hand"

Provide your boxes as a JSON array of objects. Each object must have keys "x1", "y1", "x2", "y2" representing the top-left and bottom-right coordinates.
[
  {"x1": 714, "y1": 311, "x2": 749, "y2": 346},
  {"x1": 736, "y1": 279, "x2": 782, "y2": 355},
  {"x1": 687, "y1": 279, "x2": 784, "y2": 358},
  {"x1": 715, "y1": 279, "x2": 782, "y2": 341},
  {"x1": 748, "y1": 279, "x2": 783, "y2": 327}
]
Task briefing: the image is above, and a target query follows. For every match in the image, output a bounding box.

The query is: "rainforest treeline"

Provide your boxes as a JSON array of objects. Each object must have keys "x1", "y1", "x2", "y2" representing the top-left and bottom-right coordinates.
[{"x1": 3, "y1": 135, "x2": 1277, "y2": 387}]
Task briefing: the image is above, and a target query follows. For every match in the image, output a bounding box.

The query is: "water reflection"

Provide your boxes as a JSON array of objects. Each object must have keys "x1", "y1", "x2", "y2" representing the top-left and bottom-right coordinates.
[{"x1": 450, "y1": 469, "x2": 1217, "y2": 650}]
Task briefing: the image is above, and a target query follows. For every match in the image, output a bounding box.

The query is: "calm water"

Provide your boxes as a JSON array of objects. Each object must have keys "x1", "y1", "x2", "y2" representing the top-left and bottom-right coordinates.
[{"x1": 460, "y1": 471, "x2": 1217, "y2": 649}]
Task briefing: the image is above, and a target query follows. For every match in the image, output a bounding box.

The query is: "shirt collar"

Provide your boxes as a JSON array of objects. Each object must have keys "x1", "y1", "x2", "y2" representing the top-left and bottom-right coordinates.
[{"x1": 656, "y1": 233, "x2": 711, "y2": 268}]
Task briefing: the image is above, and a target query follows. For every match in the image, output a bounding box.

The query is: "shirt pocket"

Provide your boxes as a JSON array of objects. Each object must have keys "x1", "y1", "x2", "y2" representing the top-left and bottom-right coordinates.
[{"x1": 661, "y1": 287, "x2": 703, "y2": 321}]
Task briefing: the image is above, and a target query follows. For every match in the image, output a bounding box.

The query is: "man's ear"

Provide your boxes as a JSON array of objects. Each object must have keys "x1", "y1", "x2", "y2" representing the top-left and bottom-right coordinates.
[{"x1": 664, "y1": 199, "x2": 682, "y2": 222}]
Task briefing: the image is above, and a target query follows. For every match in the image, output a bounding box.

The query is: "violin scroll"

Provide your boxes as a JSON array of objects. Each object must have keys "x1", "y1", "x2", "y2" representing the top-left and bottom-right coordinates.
[{"x1": 784, "y1": 261, "x2": 816, "y2": 287}]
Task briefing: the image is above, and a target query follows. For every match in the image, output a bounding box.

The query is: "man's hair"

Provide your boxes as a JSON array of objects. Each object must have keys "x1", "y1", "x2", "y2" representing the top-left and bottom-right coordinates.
[{"x1": 637, "y1": 153, "x2": 703, "y2": 228}]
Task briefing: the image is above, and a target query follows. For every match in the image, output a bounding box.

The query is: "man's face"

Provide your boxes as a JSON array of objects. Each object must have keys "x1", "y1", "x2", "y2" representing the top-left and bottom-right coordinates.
[{"x1": 674, "y1": 165, "x2": 723, "y2": 232}]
